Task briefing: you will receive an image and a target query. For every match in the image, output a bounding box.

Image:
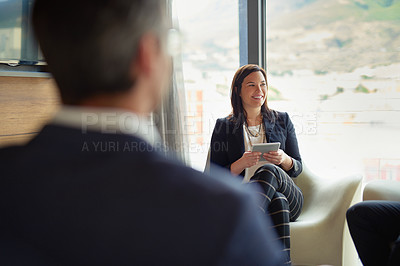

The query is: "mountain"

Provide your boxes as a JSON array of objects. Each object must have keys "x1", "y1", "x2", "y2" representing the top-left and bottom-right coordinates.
[
  {"x1": 174, "y1": 0, "x2": 239, "y2": 71},
  {"x1": 0, "y1": 1, "x2": 22, "y2": 28},
  {"x1": 267, "y1": 0, "x2": 400, "y2": 72}
]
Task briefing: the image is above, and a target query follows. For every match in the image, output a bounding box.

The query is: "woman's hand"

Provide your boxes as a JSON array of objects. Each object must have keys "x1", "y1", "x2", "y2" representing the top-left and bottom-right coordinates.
[
  {"x1": 263, "y1": 149, "x2": 293, "y2": 171},
  {"x1": 240, "y1": 151, "x2": 262, "y2": 168},
  {"x1": 230, "y1": 151, "x2": 261, "y2": 175}
]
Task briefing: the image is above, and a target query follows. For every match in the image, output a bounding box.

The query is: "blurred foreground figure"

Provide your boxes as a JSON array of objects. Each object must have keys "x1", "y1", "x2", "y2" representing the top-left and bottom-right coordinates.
[
  {"x1": 347, "y1": 201, "x2": 400, "y2": 266},
  {"x1": 0, "y1": 0, "x2": 284, "y2": 265}
]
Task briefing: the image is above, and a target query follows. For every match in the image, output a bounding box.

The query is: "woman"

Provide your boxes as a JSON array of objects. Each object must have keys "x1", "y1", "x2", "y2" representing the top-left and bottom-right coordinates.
[{"x1": 210, "y1": 64, "x2": 303, "y2": 264}]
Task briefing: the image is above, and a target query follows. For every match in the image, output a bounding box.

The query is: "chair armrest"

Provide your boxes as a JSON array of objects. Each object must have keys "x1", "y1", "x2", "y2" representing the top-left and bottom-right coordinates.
[
  {"x1": 363, "y1": 180, "x2": 400, "y2": 201},
  {"x1": 290, "y1": 168, "x2": 362, "y2": 266},
  {"x1": 296, "y1": 168, "x2": 362, "y2": 223}
]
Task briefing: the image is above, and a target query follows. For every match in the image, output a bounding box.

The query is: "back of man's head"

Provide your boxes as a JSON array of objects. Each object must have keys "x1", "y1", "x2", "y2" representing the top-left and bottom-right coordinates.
[{"x1": 33, "y1": 0, "x2": 166, "y2": 105}]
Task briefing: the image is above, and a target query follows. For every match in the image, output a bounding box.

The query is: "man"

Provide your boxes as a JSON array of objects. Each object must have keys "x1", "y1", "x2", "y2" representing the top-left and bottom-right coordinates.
[
  {"x1": 347, "y1": 201, "x2": 400, "y2": 266},
  {"x1": 0, "y1": 0, "x2": 284, "y2": 265}
]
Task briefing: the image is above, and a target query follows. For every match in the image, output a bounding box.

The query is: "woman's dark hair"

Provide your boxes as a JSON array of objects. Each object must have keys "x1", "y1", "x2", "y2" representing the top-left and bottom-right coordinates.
[{"x1": 229, "y1": 64, "x2": 276, "y2": 127}]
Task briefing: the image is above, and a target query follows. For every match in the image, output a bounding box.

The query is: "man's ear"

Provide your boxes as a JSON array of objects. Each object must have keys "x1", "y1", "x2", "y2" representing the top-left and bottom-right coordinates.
[{"x1": 130, "y1": 33, "x2": 160, "y2": 80}]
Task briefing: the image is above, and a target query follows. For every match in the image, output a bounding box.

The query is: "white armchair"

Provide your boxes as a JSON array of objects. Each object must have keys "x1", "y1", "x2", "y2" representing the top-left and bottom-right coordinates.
[
  {"x1": 363, "y1": 179, "x2": 400, "y2": 201},
  {"x1": 204, "y1": 152, "x2": 363, "y2": 266},
  {"x1": 291, "y1": 165, "x2": 363, "y2": 266}
]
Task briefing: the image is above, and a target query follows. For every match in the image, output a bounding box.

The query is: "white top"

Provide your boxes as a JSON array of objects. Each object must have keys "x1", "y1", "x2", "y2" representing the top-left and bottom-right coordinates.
[
  {"x1": 243, "y1": 124, "x2": 272, "y2": 182},
  {"x1": 52, "y1": 105, "x2": 161, "y2": 146}
]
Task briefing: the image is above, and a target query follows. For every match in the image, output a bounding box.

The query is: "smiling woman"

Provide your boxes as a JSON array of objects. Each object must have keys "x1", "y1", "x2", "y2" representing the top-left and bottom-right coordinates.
[
  {"x1": 237, "y1": 71, "x2": 267, "y2": 118},
  {"x1": 230, "y1": 65, "x2": 274, "y2": 128},
  {"x1": 209, "y1": 64, "x2": 304, "y2": 264}
]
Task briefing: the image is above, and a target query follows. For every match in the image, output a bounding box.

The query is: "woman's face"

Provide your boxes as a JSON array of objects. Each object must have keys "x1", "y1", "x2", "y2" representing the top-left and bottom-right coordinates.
[{"x1": 240, "y1": 71, "x2": 267, "y2": 110}]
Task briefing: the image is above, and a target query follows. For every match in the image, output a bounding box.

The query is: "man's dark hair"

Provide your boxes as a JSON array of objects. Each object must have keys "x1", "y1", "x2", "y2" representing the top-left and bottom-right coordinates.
[{"x1": 33, "y1": 0, "x2": 165, "y2": 104}]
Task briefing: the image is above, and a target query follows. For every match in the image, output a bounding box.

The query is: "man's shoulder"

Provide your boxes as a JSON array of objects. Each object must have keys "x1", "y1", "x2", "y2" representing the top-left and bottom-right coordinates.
[
  {"x1": 0, "y1": 123, "x2": 250, "y2": 203},
  {"x1": 0, "y1": 127, "x2": 283, "y2": 265},
  {"x1": 0, "y1": 145, "x2": 24, "y2": 163},
  {"x1": 143, "y1": 155, "x2": 249, "y2": 200},
  {"x1": 1, "y1": 124, "x2": 248, "y2": 201}
]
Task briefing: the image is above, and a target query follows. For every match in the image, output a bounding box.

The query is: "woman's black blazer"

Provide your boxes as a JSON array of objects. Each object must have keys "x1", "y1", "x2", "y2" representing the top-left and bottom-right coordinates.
[{"x1": 210, "y1": 111, "x2": 302, "y2": 178}]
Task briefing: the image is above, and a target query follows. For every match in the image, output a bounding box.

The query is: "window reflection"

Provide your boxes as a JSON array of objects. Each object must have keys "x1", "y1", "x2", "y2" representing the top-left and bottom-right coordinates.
[
  {"x1": 172, "y1": 0, "x2": 239, "y2": 170},
  {"x1": 266, "y1": 0, "x2": 400, "y2": 180},
  {"x1": 0, "y1": 0, "x2": 22, "y2": 62}
]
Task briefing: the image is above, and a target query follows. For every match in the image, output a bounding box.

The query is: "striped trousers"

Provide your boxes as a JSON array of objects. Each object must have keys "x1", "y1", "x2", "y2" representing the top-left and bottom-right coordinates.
[{"x1": 249, "y1": 164, "x2": 303, "y2": 265}]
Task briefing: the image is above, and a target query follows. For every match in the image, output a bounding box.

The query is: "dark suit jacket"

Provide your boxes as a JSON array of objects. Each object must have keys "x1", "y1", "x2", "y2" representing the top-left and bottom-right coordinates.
[
  {"x1": 0, "y1": 124, "x2": 283, "y2": 265},
  {"x1": 210, "y1": 111, "x2": 302, "y2": 178}
]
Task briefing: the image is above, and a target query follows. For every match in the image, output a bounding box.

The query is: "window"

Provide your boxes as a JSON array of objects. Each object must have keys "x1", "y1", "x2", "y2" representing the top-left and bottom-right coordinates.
[
  {"x1": 0, "y1": 0, "x2": 44, "y2": 67},
  {"x1": 172, "y1": 0, "x2": 240, "y2": 170},
  {"x1": 266, "y1": 0, "x2": 400, "y2": 180}
]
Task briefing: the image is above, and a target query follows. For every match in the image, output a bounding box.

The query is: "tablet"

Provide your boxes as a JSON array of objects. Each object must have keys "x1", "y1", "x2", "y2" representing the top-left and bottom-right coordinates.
[{"x1": 251, "y1": 142, "x2": 281, "y2": 161}]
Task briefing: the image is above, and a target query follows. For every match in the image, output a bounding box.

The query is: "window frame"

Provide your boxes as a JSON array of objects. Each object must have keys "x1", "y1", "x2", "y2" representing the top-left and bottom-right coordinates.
[
  {"x1": 0, "y1": 0, "x2": 47, "y2": 77},
  {"x1": 239, "y1": 0, "x2": 267, "y2": 69}
]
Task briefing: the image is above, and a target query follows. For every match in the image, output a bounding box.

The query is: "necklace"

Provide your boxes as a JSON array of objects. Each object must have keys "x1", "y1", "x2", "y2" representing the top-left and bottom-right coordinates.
[
  {"x1": 245, "y1": 122, "x2": 262, "y2": 137},
  {"x1": 245, "y1": 123, "x2": 265, "y2": 148}
]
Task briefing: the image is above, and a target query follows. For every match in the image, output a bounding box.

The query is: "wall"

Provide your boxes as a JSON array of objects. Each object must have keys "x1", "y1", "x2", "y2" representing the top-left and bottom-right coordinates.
[{"x1": 0, "y1": 76, "x2": 60, "y2": 148}]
